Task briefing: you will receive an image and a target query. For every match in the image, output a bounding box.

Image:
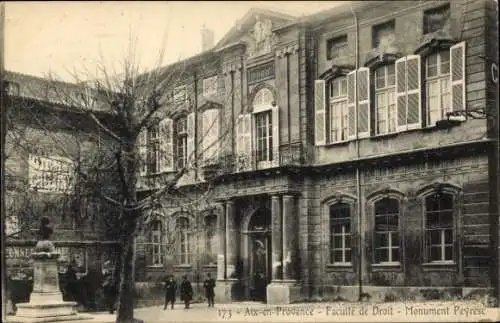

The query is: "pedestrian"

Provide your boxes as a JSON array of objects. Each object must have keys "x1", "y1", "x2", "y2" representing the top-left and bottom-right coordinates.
[
  {"x1": 65, "y1": 262, "x2": 78, "y2": 302},
  {"x1": 203, "y1": 273, "x2": 216, "y2": 307},
  {"x1": 179, "y1": 275, "x2": 193, "y2": 309},
  {"x1": 163, "y1": 275, "x2": 177, "y2": 310},
  {"x1": 102, "y1": 270, "x2": 116, "y2": 314}
]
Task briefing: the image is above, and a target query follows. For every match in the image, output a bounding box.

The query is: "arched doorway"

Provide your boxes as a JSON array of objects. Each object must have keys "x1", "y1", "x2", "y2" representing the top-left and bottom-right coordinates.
[{"x1": 246, "y1": 207, "x2": 272, "y2": 302}]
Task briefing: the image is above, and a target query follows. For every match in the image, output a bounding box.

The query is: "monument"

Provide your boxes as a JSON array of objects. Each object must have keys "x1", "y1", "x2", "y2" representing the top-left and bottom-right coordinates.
[{"x1": 9, "y1": 217, "x2": 90, "y2": 323}]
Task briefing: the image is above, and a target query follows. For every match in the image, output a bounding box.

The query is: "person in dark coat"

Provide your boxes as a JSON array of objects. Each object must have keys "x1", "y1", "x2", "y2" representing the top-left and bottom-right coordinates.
[
  {"x1": 163, "y1": 275, "x2": 177, "y2": 310},
  {"x1": 65, "y1": 262, "x2": 78, "y2": 302},
  {"x1": 102, "y1": 270, "x2": 116, "y2": 314},
  {"x1": 203, "y1": 273, "x2": 216, "y2": 307},
  {"x1": 179, "y1": 275, "x2": 193, "y2": 309}
]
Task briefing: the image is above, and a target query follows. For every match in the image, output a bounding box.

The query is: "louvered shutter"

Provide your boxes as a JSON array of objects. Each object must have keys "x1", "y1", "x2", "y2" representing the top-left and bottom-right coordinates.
[
  {"x1": 202, "y1": 109, "x2": 220, "y2": 164},
  {"x1": 236, "y1": 114, "x2": 252, "y2": 171},
  {"x1": 347, "y1": 71, "x2": 356, "y2": 139},
  {"x1": 357, "y1": 67, "x2": 370, "y2": 138},
  {"x1": 406, "y1": 55, "x2": 421, "y2": 129},
  {"x1": 314, "y1": 80, "x2": 326, "y2": 145},
  {"x1": 271, "y1": 106, "x2": 279, "y2": 167},
  {"x1": 395, "y1": 57, "x2": 408, "y2": 131},
  {"x1": 159, "y1": 118, "x2": 173, "y2": 172},
  {"x1": 450, "y1": 41, "x2": 466, "y2": 113},
  {"x1": 186, "y1": 112, "x2": 195, "y2": 167},
  {"x1": 138, "y1": 128, "x2": 148, "y2": 176}
]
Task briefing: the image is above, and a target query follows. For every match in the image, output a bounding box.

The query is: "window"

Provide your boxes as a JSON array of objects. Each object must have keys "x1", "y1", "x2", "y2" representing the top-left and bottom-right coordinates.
[
  {"x1": 202, "y1": 109, "x2": 220, "y2": 163},
  {"x1": 175, "y1": 117, "x2": 188, "y2": 169},
  {"x1": 423, "y1": 4, "x2": 451, "y2": 35},
  {"x1": 329, "y1": 203, "x2": 352, "y2": 264},
  {"x1": 204, "y1": 214, "x2": 217, "y2": 262},
  {"x1": 174, "y1": 86, "x2": 187, "y2": 104},
  {"x1": 149, "y1": 221, "x2": 163, "y2": 266},
  {"x1": 425, "y1": 192, "x2": 454, "y2": 262},
  {"x1": 203, "y1": 76, "x2": 218, "y2": 97},
  {"x1": 329, "y1": 77, "x2": 349, "y2": 142},
  {"x1": 426, "y1": 50, "x2": 451, "y2": 125},
  {"x1": 255, "y1": 111, "x2": 273, "y2": 162},
  {"x1": 326, "y1": 35, "x2": 348, "y2": 61},
  {"x1": 374, "y1": 198, "x2": 400, "y2": 264},
  {"x1": 175, "y1": 217, "x2": 190, "y2": 264},
  {"x1": 375, "y1": 65, "x2": 396, "y2": 134},
  {"x1": 28, "y1": 155, "x2": 73, "y2": 193},
  {"x1": 147, "y1": 124, "x2": 160, "y2": 174},
  {"x1": 5, "y1": 81, "x2": 20, "y2": 96},
  {"x1": 372, "y1": 20, "x2": 396, "y2": 49},
  {"x1": 247, "y1": 62, "x2": 275, "y2": 84}
]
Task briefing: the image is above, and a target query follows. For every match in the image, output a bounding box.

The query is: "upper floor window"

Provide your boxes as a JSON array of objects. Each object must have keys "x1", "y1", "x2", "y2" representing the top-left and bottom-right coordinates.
[
  {"x1": 255, "y1": 111, "x2": 273, "y2": 162},
  {"x1": 326, "y1": 35, "x2": 348, "y2": 62},
  {"x1": 147, "y1": 124, "x2": 160, "y2": 174},
  {"x1": 201, "y1": 109, "x2": 220, "y2": 164},
  {"x1": 175, "y1": 116, "x2": 188, "y2": 169},
  {"x1": 423, "y1": 4, "x2": 450, "y2": 35},
  {"x1": 375, "y1": 65, "x2": 396, "y2": 135},
  {"x1": 247, "y1": 62, "x2": 275, "y2": 85},
  {"x1": 329, "y1": 77, "x2": 349, "y2": 142},
  {"x1": 426, "y1": 50, "x2": 451, "y2": 125},
  {"x1": 28, "y1": 155, "x2": 73, "y2": 193},
  {"x1": 174, "y1": 85, "x2": 187, "y2": 104},
  {"x1": 149, "y1": 221, "x2": 163, "y2": 266},
  {"x1": 175, "y1": 217, "x2": 191, "y2": 265},
  {"x1": 5, "y1": 81, "x2": 20, "y2": 96},
  {"x1": 424, "y1": 192, "x2": 454, "y2": 263},
  {"x1": 329, "y1": 203, "x2": 352, "y2": 264},
  {"x1": 203, "y1": 76, "x2": 218, "y2": 97},
  {"x1": 372, "y1": 20, "x2": 396, "y2": 49},
  {"x1": 374, "y1": 197, "x2": 400, "y2": 264}
]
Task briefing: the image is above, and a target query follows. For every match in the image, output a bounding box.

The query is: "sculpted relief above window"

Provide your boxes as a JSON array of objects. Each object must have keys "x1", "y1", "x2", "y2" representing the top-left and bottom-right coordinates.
[{"x1": 246, "y1": 17, "x2": 276, "y2": 58}]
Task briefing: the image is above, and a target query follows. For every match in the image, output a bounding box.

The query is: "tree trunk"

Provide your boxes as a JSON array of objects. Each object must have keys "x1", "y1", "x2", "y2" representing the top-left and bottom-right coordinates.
[{"x1": 116, "y1": 220, "x2": 137, "y2": 323}]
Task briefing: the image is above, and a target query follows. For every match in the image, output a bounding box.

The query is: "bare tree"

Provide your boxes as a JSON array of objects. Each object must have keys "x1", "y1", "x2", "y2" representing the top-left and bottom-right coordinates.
[{"x1": 4, "y1": 31, "x2": 243, "y2": 321}]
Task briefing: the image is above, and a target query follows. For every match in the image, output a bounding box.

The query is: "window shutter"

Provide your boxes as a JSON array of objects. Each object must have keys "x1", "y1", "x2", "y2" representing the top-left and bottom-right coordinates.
[
  {"x1": 186, "y1": 112, "x2": 195, "y2": 167},
  {"x1": 314, "y1": 80, "x2": 326, "y2": 145},
  {"x1": 236, "y1": 114, "x2": 252, "y2": 171},
  {"x1": 406, "y1": 55, "x2": 421, "y2": 129},
  {"x1": 138, "y1": 128, "x2": 148, "y2": 176},
  {"x1": 450, "y1": 41, "x2": 466, "y2": 113},
  {"x1": 159, "y1": 118, "x2": 173, "y2": 172},
  {"x1": 357, "y1": 67, "x2": 370, "y2": 138},
  {"x1": 347, "y1": 71, "x2": 356, "y2": 139},
  {"x1": 395, "y1": 57, "x2": 408, "y2": 131},
  {"x1": 271, "y1": 106, "x2": 280, "y2": 167},
  {"x1": 202, "y1": 109, "x2": 220, "y2": 164}
]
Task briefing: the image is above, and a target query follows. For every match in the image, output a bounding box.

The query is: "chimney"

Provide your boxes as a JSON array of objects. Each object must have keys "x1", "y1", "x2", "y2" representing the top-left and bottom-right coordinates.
[{"x1": 201, "y1": 24, "x2": 214, "y2": 51}]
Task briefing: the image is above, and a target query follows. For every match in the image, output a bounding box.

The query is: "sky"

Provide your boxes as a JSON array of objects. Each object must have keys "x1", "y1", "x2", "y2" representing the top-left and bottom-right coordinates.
[{"x1": 5, "y1": 1, "x2": 343, "y2": 82}]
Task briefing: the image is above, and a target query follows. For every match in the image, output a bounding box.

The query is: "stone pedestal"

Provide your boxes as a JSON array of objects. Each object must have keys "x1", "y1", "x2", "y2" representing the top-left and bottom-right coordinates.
[
  {"x1": 266, "y1": 280, "x2": 301, "y2": 305},
  {"x1": 9, "y1": 241, "x2": 89, "y2": 323},
  {"x1": 214, "y1": 279, "x2": 238, "y2": 303}
]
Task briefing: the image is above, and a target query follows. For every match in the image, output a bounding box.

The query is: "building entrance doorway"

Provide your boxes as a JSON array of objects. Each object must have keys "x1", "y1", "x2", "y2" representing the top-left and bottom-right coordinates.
[{"x1": 247, "y1": 207, "x2": 271, "y2": 302}]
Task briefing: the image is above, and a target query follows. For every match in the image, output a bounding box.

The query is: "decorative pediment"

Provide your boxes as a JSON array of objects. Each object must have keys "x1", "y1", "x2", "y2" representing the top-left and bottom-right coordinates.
[
  {"x1": 214, "y1": 8, "x2": 296, "y2": 55},
  {"x1": 415, "y1": 29, "x2": 456, "y2": 57},
  {"x1": 197, "y1": 99, "x2": 223, "y2": 112},
  {"x1": 318, "y1": 65, "x2": 355, "y2": 81},
  {"x1": 364, "y1": 46, "x2": 402, "y2": 69}
]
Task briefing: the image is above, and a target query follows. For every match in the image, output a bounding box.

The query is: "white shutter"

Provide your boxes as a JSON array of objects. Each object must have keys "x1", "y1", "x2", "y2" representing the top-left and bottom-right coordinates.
[
  {"x1": 395, "y1": 57, "x2": 408, "y2": 131},
  {"x1": 159, "y1": 118, "x2": 173, "y2": 172},
  {"x1": 450, "y1": 41, "x2": 466, "y2": 113},
  {"x1": 347, "y1": 71, "x2": 356, "y2": 139},
  {"x1": 357, "y1": 67, "x2": 370, "y2": 138},
  {"x1": 271, "y1": 106, "x2": 279, "y2": 167},
  {"x1": 138, "y1": 128, "x2": 148, "y2": 176},
  {"x1": 314, "y1": 80, "x2": 326, "y2": 145},
  {"x1": 186, "y1": 112, "x2": 195, "y2": 167},
  {"x1": 406, "y1": 55, "x2": 421, "y2": 129},
  {"x1": 236, "y1": 114, "x2": 252, "y2": 171},
  {"x1": 202, "y1": 109, "x2": 220, "y2": 164}
]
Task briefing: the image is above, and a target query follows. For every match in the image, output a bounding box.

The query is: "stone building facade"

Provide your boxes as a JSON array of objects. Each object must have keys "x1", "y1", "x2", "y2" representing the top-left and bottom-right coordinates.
[
  {"x1": 3, "y1": 71, "x2": 120, "y2": 280},
  {"x1": 132, "y1": 0, "x2": 499, "y2": 304}
]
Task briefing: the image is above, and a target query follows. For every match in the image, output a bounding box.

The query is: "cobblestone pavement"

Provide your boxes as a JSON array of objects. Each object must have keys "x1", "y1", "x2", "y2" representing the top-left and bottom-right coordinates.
[{"x1": 7, "y1": 301, "x2": 500, "y2": 323}]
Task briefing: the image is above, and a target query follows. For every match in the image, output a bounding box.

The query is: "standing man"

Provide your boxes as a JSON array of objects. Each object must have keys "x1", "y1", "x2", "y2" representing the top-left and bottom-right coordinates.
[
  {"x1": 180, "y1": 275, "x2": 193, "y2": 309},
  {"x1": 203, "y1": 273, "x2": 216, "y2": 307},
  {"x1": 163, "y1": 275, "x2": 177, "y2": 310}
]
